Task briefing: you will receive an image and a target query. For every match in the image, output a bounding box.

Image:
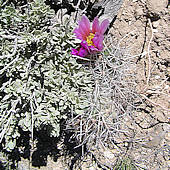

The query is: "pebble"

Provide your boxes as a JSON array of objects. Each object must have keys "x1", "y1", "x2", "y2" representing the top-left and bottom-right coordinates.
[
  {"x1": 155, "y1": 75, "x2": 160, "y2": 79},
  {"x1": 164, "y1": 85, "x2": 169, "y2": 90},
  {"x1": 104, "y1": 150, "x2": 115, "y2": 159},
  {"x1": 146, "y1": 0, "x2": 168, "y2": 18},
  {"x1": 153, "y1": 29, "x2": 158, "y2": 33},
  {"x1": 152, "y1": 20, "x2": 160, "y2": 28},
  {"x1": 135, "y1": 8, "x2": 143, "y2": 16}
]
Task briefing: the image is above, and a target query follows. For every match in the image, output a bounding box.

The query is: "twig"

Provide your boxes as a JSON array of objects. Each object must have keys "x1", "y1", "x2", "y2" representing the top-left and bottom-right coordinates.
[
  {"x1": 114, "y1": 30, "x2": 136, "y2": 56},
  {"x1": 0, "y1": 55, "x2": 20, "y2": 75},
  {"x1": 140, "y1": 94, "x2": 170, "y2": 111},
  {"x1": 30, "y1": 100, "x2": 34, "y2": 141},
  {"x1": 124, "y1": 50, "x2": 157, "y2": 60},
  {"x1": 146, "y1": 18, "x2": 154, "y2": 85},
  {"x1": 160, "y1": 77, "x2": 169, "y2": 86},
  {"x1": 0, "y1": 100, "x2": 18, "y2": 143},
  {"x1": 0, "y1": 113, "x2": 13, "y2": 143},
  {"x1": 29, "y1": 96, "x2": 35, "y2": 169},
  {"x1": 72, "y1": 54, "x2": 91, "y2": 61},
  {"x1": 0, "y1": 0, "x2": 9, "y2": 8},
  {"x1": 0, "y1": 34, "x2": 18, "y2": 39}
]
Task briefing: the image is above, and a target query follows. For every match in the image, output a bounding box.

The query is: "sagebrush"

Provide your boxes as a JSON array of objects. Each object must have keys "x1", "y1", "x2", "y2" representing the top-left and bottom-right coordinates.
[{"x1": 0, "y1": 0, "x2": 92, "y2": 152}]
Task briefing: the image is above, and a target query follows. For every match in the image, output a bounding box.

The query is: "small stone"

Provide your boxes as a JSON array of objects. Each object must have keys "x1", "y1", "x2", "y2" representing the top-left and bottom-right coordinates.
[
  {"x1": 135, "y1": 8, "x2": 143, "y2": 16},
  {"x1": 18, "y1": 162, "x2": 29, "y2": 170},
  {"x1": 146, "y1": 0, "x2": 168, "y2": 18},
  {"x1": 153, "y1": 29, "x2": 158, "y2": 33},
  {"x1": 128, "y1": 21, "x2": 132, "y2": 25},
  {"x1": 164, "y1": 85, "x2": 169, "y2": 90},
  {"x1": 164, "y1": 132, "x2": 169, "y2": 142},
  {"x1": 152, "y1": 20, "x2": 160, "y2": 28},
  {"x1": 124, "y1": 142, "x2": 129, "y2": 147},
  {"x1": 104, "y1": 150, "x2": 115, "y2": 159},
  {"x1": 155, "y1": 75, "x2": 160, "y2": 79},
  {"x1": 152, "y1": 85, "x2": 161, "y2": 90}
]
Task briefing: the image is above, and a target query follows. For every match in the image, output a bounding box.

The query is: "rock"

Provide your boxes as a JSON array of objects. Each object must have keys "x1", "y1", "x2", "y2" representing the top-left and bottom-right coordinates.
[
  {"x1": 143, "y1": 131, "x2": 166, "y2": 148},
  {"x1": 155, "y1": 75, "x2": 160, "y2": 79},
  {"x1": 164, "y1": 85, "x2": 169, "y2": 90},
  {"x1": 17, "y1": 162, "x2": 29, "y2": 170},
  {"x1": 153, "y1": 29, "x2": 158, "y2": 33},
  {"x1": 146, "y1": 0, "x2": 168, "y2": 19},
  {"x1": 135, "y1": 8, "x2": 143, "y2": 19},
  {"x1": 152, "y1": 20, "x2": 160, "y2": 28},
  {"x1": 104, "y1": 150, "x2": 115, "y2": 159},
  {"x1": 92, "y1": 0, "x2": 124, "y2": 23}
]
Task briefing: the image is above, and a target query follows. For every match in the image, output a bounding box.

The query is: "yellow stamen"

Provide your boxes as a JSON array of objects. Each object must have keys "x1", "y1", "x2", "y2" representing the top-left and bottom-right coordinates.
[{"x1": 86, "y1": 33, "x2": 95, "y2": 46}]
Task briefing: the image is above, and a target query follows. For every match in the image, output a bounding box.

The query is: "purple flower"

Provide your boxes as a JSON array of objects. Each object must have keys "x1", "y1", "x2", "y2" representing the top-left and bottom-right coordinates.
[{"x1": 71, "y1": 15, "x2": 109, "y2": 57}]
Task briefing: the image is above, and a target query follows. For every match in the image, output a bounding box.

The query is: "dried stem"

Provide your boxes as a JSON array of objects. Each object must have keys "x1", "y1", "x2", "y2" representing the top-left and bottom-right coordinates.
[{"x1": 146, "y1": 18, "x2": 154, "y2": 85}]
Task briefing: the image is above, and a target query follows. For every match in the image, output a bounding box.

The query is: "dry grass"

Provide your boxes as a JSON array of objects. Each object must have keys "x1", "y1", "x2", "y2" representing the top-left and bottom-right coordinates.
[{"x1": 65, "y1": 32, "x2": 141, "y2": 168}]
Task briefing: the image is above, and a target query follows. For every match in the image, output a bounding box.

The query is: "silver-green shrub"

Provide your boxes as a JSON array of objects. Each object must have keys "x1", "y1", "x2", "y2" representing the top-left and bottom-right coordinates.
[{"x1": 0, "y1": 0, "x2": 92, "y2": 152}]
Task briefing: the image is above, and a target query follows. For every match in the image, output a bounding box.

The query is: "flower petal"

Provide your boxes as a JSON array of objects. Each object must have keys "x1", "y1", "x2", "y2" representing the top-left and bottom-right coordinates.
[
  {"x1": 92, "y1": 33, "x2": 104, "y2": 51},
  {"x1": 78, "y1": 47, "x2": 89, "y2": 57},
  {"x1": 81, "y1": 40, "x2": 90, "y2": 52},
  {"x1": 99, "y1": 19, "x2": 109, "y2": 34},
  {"x1": 81, "y1": 15, "x2": 90, "y2": 32},
  {"x1": 73, "y1": 26, "x2": 88, "y2": 40},
  {"x1": 92, "y1": 17, "x2": 100, "y2": 33},
  {"x1": 71, "y1": 46, "x2": 89, "y2": 57},
  {"x1": 73, "y1": 28, "x2": 84, "y2": 40},
  {"x1": 78, "y1": 15, "x2": 90, "y2": 39},
  {"x1": 71, "y1": 48, "x2": 79, "y2": 55},
  {"x1": 73, "y1": 15, "x2": 91, "y2": 40},
  {"x1": 88, "y1": 45, "x2": 99, "y2": 53}
]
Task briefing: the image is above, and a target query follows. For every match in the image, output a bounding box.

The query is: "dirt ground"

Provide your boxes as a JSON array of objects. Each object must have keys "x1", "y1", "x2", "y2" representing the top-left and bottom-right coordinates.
[
  {"x1": 13, "y1": 0, "x2": 170, "y2": 169},
  {"x1": 111, "y1": 1, "x2": 170, "y2": 117},
  {"x1": 109, "y1": 0, "x2": 170, "y2": 169}
]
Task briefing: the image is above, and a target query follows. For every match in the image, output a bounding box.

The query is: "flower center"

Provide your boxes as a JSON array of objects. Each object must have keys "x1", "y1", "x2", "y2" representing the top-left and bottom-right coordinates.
[{"x1": 86, "y1": 33, "x2": 95, "y2": 46}]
